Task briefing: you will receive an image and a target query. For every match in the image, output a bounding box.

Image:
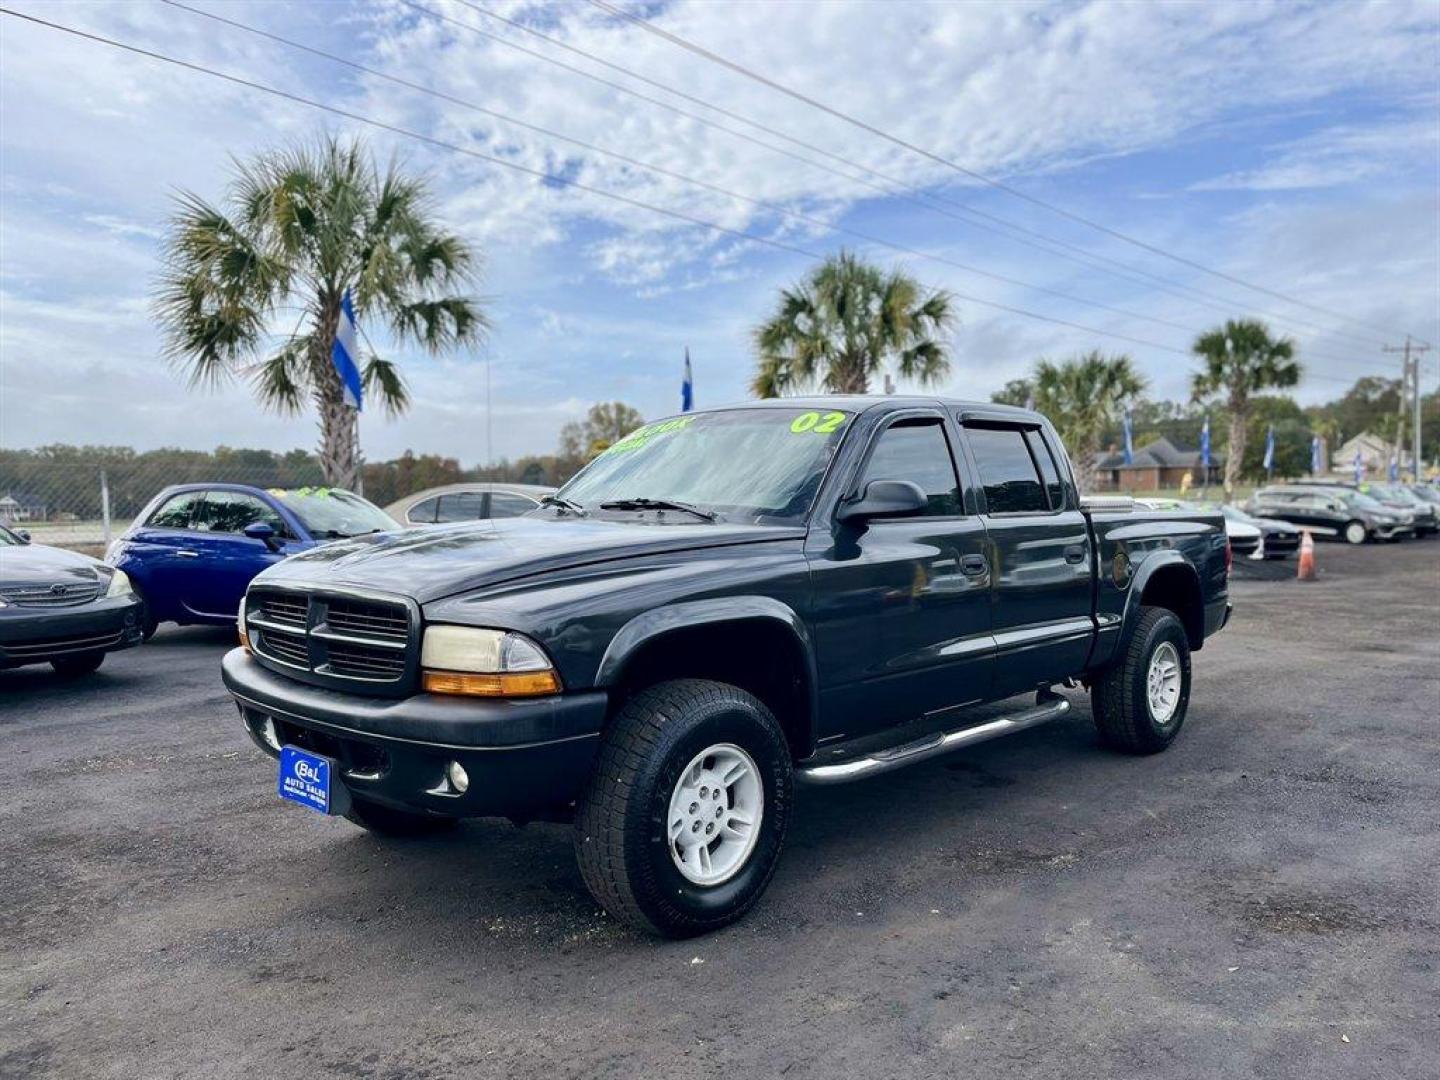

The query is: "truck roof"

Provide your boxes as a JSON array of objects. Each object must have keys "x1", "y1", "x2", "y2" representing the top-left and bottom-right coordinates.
[{"x1": 693, "y1": 395, "x2": 1042, "y2": 424}]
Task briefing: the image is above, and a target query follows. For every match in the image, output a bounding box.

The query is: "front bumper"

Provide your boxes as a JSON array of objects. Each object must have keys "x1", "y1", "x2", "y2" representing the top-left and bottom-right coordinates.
[
  {"x1": 0, "y1": 594, "x2": 145, "y2": 667},
  {"x1": 221, "y1": 649, "x2": 607, "y2": 818},
  {"x1": 1373, "y1": 522, "x2": 1414, "y2": 540}
]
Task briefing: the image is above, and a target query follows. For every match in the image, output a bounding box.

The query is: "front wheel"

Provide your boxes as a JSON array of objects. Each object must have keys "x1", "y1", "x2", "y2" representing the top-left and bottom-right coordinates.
[
  {"x1": 1091, "y1": 606, "x2": 1192, "y2": 755},
  {"x1": 51, "y1": 652, "x2": 105, "y2": 677},
  {"x1": 574, "y1": 679, "x2": 792, "y2": 938},
  {"x1": 1343, "y1": 520, "x2": 1368, "y2": 545}
]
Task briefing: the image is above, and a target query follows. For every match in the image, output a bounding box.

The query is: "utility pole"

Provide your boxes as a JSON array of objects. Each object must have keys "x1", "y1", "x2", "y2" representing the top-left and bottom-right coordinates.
[{"x1": 1383, "y1": 337, "x2": 1431, "y2": 479}]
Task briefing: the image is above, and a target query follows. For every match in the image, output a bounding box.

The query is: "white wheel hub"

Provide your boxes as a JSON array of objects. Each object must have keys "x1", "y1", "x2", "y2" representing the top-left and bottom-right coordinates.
[
  {"x1": 1146, "y1": 641, "x2": 1182, "y2": 724},
  {"x1": 666, "y1": 743, "x2": 763, "y2": 886}
]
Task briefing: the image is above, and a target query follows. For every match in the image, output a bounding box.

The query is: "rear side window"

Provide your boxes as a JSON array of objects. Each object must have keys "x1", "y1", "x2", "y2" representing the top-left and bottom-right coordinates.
[
  {"x1": 1025, "y1": 430, "x2": 1064, "y2": 509},
  {"x1": 406, "y1": 496, "x2": 439, "y2": 524},
  {"x1": 488, "y1": 492, "x2": 537, "y2": 518},
  {"x1": 966, "y1": 426, "x2": 1049, "y2": 514},
  {"x1": 146, "y1": 492, "x2": 203, "y2": 530},
  {"x1": 195, "y1": 491, "x2": 288, "y2": 536},
  {"x1": 857, "y1": 419, "x2": 961, "y2": 517},
  {"x1": 435, "y1": 492, "x2": 484, "y2": 523}
]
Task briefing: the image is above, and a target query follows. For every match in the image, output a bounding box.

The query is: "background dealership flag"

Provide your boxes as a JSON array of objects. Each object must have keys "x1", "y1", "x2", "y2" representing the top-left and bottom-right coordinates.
[
  {"x1": 681, "y1": 348, "x2": 693, "y2": 413},
  {"x1": 1200, "y1": 416, "x2": 1211, "y2": 469},
  {"x1": 1311, "y1": 434, "x2": 1323, "y2": 475},
  {"x1": 331, "y1": 290, "x2": 363, "y2": 411},
  {"x1": 1263, "y1": 425, "x2": 1275, "y2": 473},
  {"x1": 1122, "y1": 408, "x2": 1134, "y2": 466}
]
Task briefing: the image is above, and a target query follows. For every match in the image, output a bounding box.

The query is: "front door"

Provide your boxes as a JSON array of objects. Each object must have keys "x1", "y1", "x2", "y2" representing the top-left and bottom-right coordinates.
[
  {"x1": 183, "y1": 490, "x2": 294, "y2": 619},
  {"x1": 808, "y1": 411, "x2": 993, "y2": 742},
  {"x1": 959, "y1": 422, "x2": 1094, "y2": 697}
]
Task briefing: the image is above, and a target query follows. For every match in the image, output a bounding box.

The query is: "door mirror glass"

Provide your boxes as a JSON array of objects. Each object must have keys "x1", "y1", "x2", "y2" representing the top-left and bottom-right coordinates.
[{"x1": 838, "y1": 480, "x2": 928, "y2": 523}]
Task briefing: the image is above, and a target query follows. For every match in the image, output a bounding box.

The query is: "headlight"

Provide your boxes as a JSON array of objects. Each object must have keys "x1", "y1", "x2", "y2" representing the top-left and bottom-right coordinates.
[
  {"x1": 105, "y1": 569, "x2": 135, "y2": 598},
  {"x1": 420, "y1": 626, "x2": 560, "y2": 697}
]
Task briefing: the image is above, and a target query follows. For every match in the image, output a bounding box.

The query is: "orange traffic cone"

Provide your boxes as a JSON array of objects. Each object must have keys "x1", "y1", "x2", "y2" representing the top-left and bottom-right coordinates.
[{"x1": 1297, "y1": 530, "x2": 1316, "y2": 581}]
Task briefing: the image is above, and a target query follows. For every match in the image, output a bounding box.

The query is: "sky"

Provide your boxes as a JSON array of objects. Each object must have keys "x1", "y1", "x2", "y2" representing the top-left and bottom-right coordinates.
[{"x1": 1, "y1": 0, "x2": 1437, "y2": 466}]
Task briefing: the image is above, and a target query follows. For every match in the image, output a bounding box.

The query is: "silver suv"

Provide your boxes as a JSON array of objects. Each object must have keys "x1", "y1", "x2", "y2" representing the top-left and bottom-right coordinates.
[{"x1": 1246, "y1": 485, "x2": 1414, "y2": 544}]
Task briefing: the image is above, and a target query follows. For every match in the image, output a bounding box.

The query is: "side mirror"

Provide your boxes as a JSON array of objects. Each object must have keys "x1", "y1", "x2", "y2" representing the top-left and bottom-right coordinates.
[
  {"x1": 243, "y1": 522, "x2": 283, "y2": 552},
  {"x1": 837, "y1": 479, "x2": 927, "y2": 524},
  {"x1": 15, "y1": 529, "x2": 30, "y2": 544}
]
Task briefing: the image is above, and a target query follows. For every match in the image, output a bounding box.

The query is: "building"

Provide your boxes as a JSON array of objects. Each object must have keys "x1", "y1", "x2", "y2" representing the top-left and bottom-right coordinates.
[
  {"x1": 1331, "y1": 433, "x2": 1391, "y2": 474},
  {"x1": 1092, "y1": 437, "x2": 1225, "y2": 491},
  {"x1": 0, "y1": 492, "x2": 47, "y2": 523}
]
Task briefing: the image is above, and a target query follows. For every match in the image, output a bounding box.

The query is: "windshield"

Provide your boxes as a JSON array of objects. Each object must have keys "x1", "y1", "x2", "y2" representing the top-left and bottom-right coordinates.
[
  {"x1": 559, "y1": 408, "x2": 855, "y2": 524},
  {"x1": 271, "y1": 488, "x2": 398, "y2": 538},
  {"x1": 1341, "y1": 490, "x2": 1390, "y2": 513}
]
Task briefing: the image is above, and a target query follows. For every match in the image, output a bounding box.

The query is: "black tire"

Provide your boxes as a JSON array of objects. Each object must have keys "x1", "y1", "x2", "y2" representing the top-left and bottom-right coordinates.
[
  {"x1": 1091, "y1": 606, "x2": 1192, "y2": 755},
  {"x1": 141, "y1": 608, "x2": 159, "y2": 641},
  {"x1": 1343, "y1": 520, "x2": 1368, "y2": 545},
  {"x1": 574, "y1": 678, "x2": 793, "y2": 938},
  {"x1": 344, "y1": 797, "x2": 459, "y2": 837},
  {"x1": 50, "y1": 651, "x2": 105, "y2": 677}
]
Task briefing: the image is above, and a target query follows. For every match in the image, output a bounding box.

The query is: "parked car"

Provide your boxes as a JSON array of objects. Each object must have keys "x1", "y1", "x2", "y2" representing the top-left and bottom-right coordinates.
[
  {"x1": 1247, "y1": 485, "x2": 1413, "y2": 544},
  {"x1": 223, "y1": 397, "x2": 1230, "y2": 937},
  {"x1": 0, "y1": 523, "x2": 145, "y2": 675},
  {"x1": 385, "y1": 483, "x2": 555, "y2": 526},
  {"x1": 1138, "y1": 498, "x2": 1263, "y2": 558},
  {"x1": 108, "y1": 484, "x2": 399, "y2": 637},
  {"x1": 1214, "y1": 504, "x2": 1300, "y2": 558},
  {"x1": 1356, "y1": 482, "x2": 1439, "y2": 536}
]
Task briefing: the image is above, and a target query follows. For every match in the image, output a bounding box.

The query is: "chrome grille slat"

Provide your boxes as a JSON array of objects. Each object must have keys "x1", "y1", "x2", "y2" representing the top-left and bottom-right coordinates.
[
  {"x1": 7, "y1": 630, "x2": 124, "y2": 656},
  {"x1": 247, "y1": 588, "x2": 413, "y2": 689},
  {"x1": 0, "y1": 582, "x2": 103, "y2": 608}
]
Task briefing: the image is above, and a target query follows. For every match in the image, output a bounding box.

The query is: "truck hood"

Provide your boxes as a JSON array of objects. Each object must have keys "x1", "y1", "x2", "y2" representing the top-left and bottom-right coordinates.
[
  {"x1": 254, "y1": 516, "x2": 806, "y2": 604},
  {"x1": 0, "y1": 542, "x2": 104, "y2": 589}
]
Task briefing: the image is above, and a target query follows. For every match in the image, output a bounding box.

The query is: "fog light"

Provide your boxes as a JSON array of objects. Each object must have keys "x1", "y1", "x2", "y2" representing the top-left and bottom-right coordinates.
[
  {"x1": 259, "y1": 716, "x2": 281, "y2": 751},
  {"x1": 446, "y1": 760, "x2": 470, "y2": 794}
]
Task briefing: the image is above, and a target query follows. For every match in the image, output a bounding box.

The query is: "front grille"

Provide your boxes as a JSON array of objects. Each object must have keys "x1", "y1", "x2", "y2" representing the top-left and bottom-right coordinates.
[
  {"x1": 0, "y1": 581, "x2": 103, "y2": 608},
  {"x1": 246, "y1": 586, "x2": 415, "y2": 693}
]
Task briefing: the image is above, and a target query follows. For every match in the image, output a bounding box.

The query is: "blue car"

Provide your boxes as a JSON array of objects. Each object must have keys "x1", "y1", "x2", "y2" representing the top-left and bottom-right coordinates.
[{"x1": 107, "y1": 484, "x2": 399, "y2": 637}]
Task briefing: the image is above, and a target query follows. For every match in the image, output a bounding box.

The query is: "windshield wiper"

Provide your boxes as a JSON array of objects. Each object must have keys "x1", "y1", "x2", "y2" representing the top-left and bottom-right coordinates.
[
  {"x1": 539, "y1": 494, "x2": 588, "y2": 516},
  {"x1": 599, "y1": 497, "x2": 718, "y2": 522}
]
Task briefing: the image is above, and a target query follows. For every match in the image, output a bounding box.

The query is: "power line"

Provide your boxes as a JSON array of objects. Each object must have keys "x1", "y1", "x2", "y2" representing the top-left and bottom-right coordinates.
[
  {"x1": 586, "y1": 0, "x2": 1424, "y2": 346},
  {"x1": 159, "y1": 0, "x2": 1213, "y2": 341},
  {"x1": 431, "y1": 0, "x2": 1395, "y2": 358},
  {"x1": 0, "y1": 6, "x2": 1202, "y2": 361}
]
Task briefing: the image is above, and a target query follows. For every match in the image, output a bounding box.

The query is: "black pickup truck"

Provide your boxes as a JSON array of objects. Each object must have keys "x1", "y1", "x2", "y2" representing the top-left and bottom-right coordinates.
[{"x1": 222, "y1": 397, "x2": 1231, "y2": 936}]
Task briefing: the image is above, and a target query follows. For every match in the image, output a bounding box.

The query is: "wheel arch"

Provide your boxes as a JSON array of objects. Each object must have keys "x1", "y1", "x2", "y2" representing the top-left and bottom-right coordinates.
[
  {"x1": 1124, "y1": 553, "x2": 1205, "y2": 651},
  {"x1": 595, "y1": 598, "x2": 819, "y2": 760}
]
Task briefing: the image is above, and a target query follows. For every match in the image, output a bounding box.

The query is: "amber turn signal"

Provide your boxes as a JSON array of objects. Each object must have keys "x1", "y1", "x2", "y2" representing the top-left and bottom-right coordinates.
[
  {"x1": 238, "y1": 625, "x2": 252, "y2": 653},
  {"x1": 422, "y1": 669, "x2": 561, "y2": 697}
]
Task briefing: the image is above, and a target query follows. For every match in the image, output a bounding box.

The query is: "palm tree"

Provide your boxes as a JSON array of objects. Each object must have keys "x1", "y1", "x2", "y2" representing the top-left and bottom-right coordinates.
[
  {"x1": 1191, "y1": 319, "x2": 1300, "y2": 491},
  {"x1": 1032, "y1": 351, "x2": 1147, "y2": 492},
  {"x1": 155, "y1": 136, "x2": 487, "y2": 489},
  {"x1": 752, "y1": 251, "x2": 955, "y2": 396}
]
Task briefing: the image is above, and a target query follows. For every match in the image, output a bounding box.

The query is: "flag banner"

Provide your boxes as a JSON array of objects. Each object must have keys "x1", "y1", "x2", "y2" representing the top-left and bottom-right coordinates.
[
  {"x1": 1353, "y1": 449, "x2": 1363, "y2": 484},
  {"x1": 681, "y1": 348, "x2": 693, "y2": 413},
  {"x1": 1311, "y1": 434, "x2": 1323, "y2": 475},
  {"x1": 331, "y1": 290, "x2": 363, "y2": 412},
  {"x1": 1389, "y1": 453, "x2": 1399, "y2": 482},
  {"x1": 1200, "y1": 416, "x2": 1211, "y2": 469},
  {"x1": 1122, "y1": 409, "x2": 1134, "y2": 466},
  {"x1": 1262, "y1": 425, "x2": 1275, "y2": 472}
]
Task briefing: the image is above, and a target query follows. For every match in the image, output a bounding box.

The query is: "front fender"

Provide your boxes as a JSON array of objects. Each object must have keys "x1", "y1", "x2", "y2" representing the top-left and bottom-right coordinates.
[{"x1": 594, "y1": 596, "x2": 820, "y2": 744}]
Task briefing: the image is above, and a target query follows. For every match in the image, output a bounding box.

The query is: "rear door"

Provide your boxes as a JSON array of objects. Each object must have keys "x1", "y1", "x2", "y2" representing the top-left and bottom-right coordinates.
[
  {"x1": 958, "y1": 421, "x2": 1094, "y2": 697},
  {"x1": 807, "y1": 409, "x2": 993, "y2": 740},
  {"x1": 183, "y1": 490, "x2": 294, "y2": 619}
]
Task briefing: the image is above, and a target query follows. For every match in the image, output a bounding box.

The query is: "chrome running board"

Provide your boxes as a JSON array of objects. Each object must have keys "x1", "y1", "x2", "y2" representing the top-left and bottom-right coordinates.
[{"x1": 796, "y1": 693, "x2": 1071, "y2": 786}]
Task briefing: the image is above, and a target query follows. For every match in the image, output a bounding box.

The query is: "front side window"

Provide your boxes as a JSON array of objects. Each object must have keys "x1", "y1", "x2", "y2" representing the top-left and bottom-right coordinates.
[
  {"x1": 488, "y1": 492, "x2": 538, "y2": 518},
  {"x1": 147, "y1": 491, "x2": 204, "y2": 530},
  {"x1": 560, "y1": 408, "x2": 854, "y2": 524},
  {"x1": 195, "y1": 491, "x2": 287, "y2": 536},
  {"x1": 966, "y1": 426, "x2": 1049, "y2": 514},
  {"x1": 856, "y1": 419, "x2": 961, "y2": 517},
  {"x1": 406, "y1": 496, "x2": 439, "y2": 524}
]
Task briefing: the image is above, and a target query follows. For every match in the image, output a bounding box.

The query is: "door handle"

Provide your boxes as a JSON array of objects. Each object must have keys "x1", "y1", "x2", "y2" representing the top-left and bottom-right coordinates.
[
  {"x1": 175, "y1": 550, "x2": 200, "y2": 558},
  {"x1": 960, "y1": 554, "x2": 988, "y2": 576},
  {"x1": 1063, "y1": 544, "x2": 1087, "y2": 564}
]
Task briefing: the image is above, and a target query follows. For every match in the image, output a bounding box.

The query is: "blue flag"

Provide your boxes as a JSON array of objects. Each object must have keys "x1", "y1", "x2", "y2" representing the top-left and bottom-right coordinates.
[
  {"x1": 1311, "y1": 434, "x2": 1323, "y2": 475},
  {"x1": 1262, "y1": 425, "x2": 1275, "y2": 472},
  {"x1": 1122, "y1": 408, "x2": 1134, "y2": 466},
  {"x1": 1353, "y1": 449, "x2": 1363, "y2": 484},
  {"x1": 681, "y1": 348, "x2": 693, "y2": 413},
  {"x1": 331, "y1": 290, "x2": 363, "y2": 411},
  {"x1": 1388, "y1": 453, "x2": 1399, "y2": 482},
  {"x1": 1200, "y1": 415, "x2": 1211, "y2": 469}
]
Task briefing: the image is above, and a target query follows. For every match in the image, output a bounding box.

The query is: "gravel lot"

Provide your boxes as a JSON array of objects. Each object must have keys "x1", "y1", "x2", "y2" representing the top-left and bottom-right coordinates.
[{"x1": 3, "y1": 541, "x2": 1437, "y2": 1080}]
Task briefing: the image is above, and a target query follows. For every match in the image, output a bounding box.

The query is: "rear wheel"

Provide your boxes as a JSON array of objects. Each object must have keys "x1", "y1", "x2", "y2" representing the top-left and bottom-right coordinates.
[
  {"x1": 1343, "y1": 520, "x2": 1368, "y2": 545},
  {"x1": 574, "y1": 679, "x2": 792, "y2": 938},
  {"x1": 1092, "y1": 606, "x2": 1192, "y2": 755},
  {"x1": 344, "y1": 797, "x2": 459, "y2": 837},
  {"x1": 51, "y1": 652, "x2": 105, "y2": 677}
]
